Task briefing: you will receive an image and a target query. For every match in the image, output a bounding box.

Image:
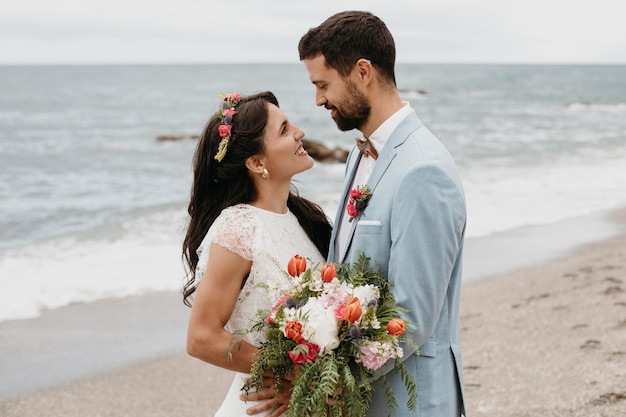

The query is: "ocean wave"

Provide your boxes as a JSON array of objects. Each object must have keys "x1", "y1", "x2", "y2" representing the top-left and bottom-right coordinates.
[
  {"x1": 566, "y1": 102, "x2": 626, "y2": 114},
  {"x1": 463, "y1": 152, "x2": 626, "y2": 239},
  {"x1": 0, "y1": 209, "x2": 189, "y2": 322},
  {"x1": 398, "y1": 89, "x2": 428, "y2": 100}
]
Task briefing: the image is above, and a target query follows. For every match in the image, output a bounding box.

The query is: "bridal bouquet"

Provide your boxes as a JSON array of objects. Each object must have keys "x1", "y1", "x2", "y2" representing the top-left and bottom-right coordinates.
[{"x1": 243, "y1": 253, "x2": 417, "y2": 417}]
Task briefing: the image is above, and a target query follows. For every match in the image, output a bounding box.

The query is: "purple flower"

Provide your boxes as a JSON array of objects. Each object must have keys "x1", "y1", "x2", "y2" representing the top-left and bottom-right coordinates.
[
  {"x1": 349, "y1": 326, "x2": 362, "y2": 339},
  {"x1": 285, "y1": 297, "x2": 298, "y2": 309}
]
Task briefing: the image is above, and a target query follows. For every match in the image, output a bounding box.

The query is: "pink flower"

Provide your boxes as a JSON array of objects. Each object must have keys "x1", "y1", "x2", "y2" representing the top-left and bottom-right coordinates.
[
  {"x1": 346, "y1": 184, "x2": 372, "y2": 222},
  {"x1": 266, "y1": 297, "x2": 288, "y2": 323},
  {"x1": 288, "y1": 342, "x2": 320, "y2": 364},
  {"x1": 223, "y1": 108, "x2": 236, "y2": 117},
  {"x1": 228, "y1": 92, "x2": 242, "y2": 101},
  {"x1": 334, "y1": 304, "x2": 347, "y2": 320},
  {"x1": 346, "y1": 201, "x2": 358, "y2": 218},
  {"x1": 350, "y1": 188, "x2": 363, "y2": 198},
  {"x1": 356, "y1": 341, "x2": 403, "y2": 371},
  {"x1": 218, "y1": 124, "x2": 232, "y2": 138}
]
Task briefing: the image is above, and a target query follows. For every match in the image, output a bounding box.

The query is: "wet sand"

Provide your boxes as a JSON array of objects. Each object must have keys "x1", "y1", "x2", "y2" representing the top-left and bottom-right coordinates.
[{"x1": 461, "y1": 209, "x2": 626, "y2": 416}]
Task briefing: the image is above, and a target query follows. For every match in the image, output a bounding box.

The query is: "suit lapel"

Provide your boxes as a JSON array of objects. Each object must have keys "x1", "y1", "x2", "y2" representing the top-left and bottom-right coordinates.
[
  {"x1": 329, "y1": 149, "x2": 361, "y2": 262},
  {"x1": 368, "y1": 112, "x2": 422, "y2": 192},
  {"x1": 338, "y1": 147, "x2": 397, "y2": 262},
  {"x1": 339, "y1": 113, "x2": 423, "y2": 262}
]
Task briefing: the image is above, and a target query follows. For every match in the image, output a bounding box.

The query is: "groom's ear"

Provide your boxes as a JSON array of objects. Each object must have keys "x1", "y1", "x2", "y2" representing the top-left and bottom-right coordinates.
[
  {"x1": 245, "y1": 155, "x2": 265, "y2": 175},
  {"x1": 355, "y1": 58, "x2": 373, "y2": 84}
]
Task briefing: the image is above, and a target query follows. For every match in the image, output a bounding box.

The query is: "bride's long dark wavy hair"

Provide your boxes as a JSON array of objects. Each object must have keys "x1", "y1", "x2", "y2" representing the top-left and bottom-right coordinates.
[{"x1": 182, "y1": 91, "x2": 332, "y2": 306}]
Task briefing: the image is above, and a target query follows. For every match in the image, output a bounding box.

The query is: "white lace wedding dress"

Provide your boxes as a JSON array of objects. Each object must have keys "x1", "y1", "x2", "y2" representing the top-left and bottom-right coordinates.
[{"x1": 195, "y1": 203, "x2": 325, "y2": 417}]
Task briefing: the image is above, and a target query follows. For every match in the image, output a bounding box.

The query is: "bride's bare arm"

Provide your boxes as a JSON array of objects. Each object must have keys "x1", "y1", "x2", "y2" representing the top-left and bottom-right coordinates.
[
  {"x1": 187, "y1": 243, "x2": 290, "y2": 416},
  {"x1": 186, "y1": 243, "x2": 257, "y2": 372}
]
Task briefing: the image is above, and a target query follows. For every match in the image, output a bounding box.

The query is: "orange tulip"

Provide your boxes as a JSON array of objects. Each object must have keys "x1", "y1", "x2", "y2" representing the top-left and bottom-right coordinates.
[
  {"x1": 287, "y1": 255, "x2": 307, "y2": 277},
  {"x1": 387, "y1": 318, "x2": 406, "y2": 336},
  {"x1": 321, "y1": 263, "x2": 337, "y2": 283},
  {"x1": 284, "y1": 320, "x2": 304, "y2": 342},
  {"x1": 344, "y1": 297, "x2": 362, "y2": 323}
]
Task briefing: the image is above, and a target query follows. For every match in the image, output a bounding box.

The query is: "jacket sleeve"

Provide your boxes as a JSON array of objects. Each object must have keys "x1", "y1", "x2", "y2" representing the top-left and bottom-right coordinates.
[{"x1": 374, "y1": 162, "x2": 466, "y2": 377}]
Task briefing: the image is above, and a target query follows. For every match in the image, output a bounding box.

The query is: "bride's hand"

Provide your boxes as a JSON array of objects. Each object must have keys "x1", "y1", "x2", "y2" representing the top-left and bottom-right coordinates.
[{"x1": 241, "y1": 375, "x2": 294, "y2": 417}]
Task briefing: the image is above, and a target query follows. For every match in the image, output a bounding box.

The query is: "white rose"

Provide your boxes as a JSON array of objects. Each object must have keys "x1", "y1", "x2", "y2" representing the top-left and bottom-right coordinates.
[
  {"x1": 352, "y1": 284, "x2": 379, "y2": 306},
  {"x1": 299, "y1": 297, "x2": 340, "y2": 352}
]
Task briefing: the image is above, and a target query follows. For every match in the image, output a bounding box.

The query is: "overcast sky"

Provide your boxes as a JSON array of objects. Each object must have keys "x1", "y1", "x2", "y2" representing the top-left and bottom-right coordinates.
[{"x1": 1, "y1": 0, "x2": 624, "y2": 65}]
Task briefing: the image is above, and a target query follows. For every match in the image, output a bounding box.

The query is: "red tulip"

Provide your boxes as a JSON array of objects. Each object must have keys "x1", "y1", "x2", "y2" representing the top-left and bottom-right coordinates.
[
  {"x1": 387, "y1": 318, "x2": 406, "y2": 336},
  {"x1": 287, "y1": 255, "x2": 306, "y2": 277},
  {"x1": 344, "y1": 297, "x2": 362, "y2": 323},
  {"x1": 321, "y1": 263, "x2": 337, "y2": 283}
]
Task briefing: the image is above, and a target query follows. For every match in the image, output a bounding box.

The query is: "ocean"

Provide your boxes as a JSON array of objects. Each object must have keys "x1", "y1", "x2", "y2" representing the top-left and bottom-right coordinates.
[{"x1": 1, "y1": 63, "x2": 625, "y2": 322}]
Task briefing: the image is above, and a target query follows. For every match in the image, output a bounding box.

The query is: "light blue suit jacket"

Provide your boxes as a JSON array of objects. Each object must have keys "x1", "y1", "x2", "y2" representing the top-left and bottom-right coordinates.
[{"x1": 329, "y1": 112, "x2": 467, "y2": 416}]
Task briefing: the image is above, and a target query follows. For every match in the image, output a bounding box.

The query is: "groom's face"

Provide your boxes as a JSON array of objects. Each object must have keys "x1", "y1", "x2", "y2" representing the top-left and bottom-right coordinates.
[
  {"x1": 304, "y1": 55, "x2": 370, "y2": 132},
  {"x1": 332, "y1": 80, "x2": 370, "y2": 131}
]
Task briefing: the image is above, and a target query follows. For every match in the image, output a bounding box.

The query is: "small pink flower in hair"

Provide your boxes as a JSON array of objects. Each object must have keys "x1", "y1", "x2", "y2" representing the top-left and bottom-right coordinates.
[
  {"x1": 214, "y1": 91, "x2": 242, "y2": 162},
  {"x1": 218, "y1": 124, "x2": 232, "y2": 138}
]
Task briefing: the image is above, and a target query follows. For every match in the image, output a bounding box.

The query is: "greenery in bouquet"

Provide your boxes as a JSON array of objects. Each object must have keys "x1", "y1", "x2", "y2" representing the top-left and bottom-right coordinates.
[{"x1": 243, "y1": 253, "x2": 418, "y2": 417}]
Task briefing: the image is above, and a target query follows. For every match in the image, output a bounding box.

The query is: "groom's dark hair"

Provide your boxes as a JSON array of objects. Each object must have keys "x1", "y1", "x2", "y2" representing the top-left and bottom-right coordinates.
[{"x1": 298, "y1": 10, "x2": 397, "y2": 87}]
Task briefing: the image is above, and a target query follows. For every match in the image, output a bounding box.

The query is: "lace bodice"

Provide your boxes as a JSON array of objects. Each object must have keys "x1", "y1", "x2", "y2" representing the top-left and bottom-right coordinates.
[{"x1": 195, "y1": 204, "x2": 325, "y2": 347}]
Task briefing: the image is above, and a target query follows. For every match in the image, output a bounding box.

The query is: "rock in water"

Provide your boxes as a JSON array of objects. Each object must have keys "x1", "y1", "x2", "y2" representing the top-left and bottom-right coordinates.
[
  {"x1": 155, "y1": 135, "x2": 347, "y2": 163},
  {"x1": 156, "y1": 134, "x2": 199, "y2": 142},
  {"x1": 301, "y1": 139, "x2": 348, "y2": 163}
]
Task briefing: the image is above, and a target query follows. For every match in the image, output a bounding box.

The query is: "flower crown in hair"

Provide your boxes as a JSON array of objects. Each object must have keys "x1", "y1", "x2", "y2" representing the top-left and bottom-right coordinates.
[{"x1": 214, "y1": 92, "x2": 242, "y2": 162}]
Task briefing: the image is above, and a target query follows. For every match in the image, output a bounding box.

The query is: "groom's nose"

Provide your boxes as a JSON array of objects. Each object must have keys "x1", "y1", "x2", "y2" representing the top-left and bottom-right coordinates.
[{"x1": 315, "y1": 92, "x2": 326, "y2": 107}]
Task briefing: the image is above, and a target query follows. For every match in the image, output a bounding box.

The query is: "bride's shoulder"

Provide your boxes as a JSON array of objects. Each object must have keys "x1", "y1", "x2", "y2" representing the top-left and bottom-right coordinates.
[
  {"x1": 217, "y1": 203, "x2": 257, "y2": 223},
  {"x1": 203, "y1": 204, "x2": 259, "y2": 260},
  {"x1": 210, "y1": 204, "x2": 259, "y2": 238}
]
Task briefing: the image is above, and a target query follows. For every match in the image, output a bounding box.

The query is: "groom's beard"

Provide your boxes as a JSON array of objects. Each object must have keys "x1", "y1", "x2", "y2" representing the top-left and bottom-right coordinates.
[{"x1": 329, "y1": 80, "x2": 370, "y2": 132}]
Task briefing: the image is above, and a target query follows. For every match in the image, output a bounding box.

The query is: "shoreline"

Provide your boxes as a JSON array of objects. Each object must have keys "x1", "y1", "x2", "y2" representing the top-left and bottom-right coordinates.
[
  {"x1": 1, "y1": 207, "x2": 625, "y2": 415},
  {"x1": 0, "y1": 291, "x2": 190, "y2": 400},
  {"x1": 462, "y1": 208, "x2": 625, "y2": 282}
]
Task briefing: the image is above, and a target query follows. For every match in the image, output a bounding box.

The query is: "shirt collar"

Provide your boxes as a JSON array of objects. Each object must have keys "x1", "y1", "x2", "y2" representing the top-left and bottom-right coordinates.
[{"x1": 366, "y1": 102, "x2": 412, "y2": 154}]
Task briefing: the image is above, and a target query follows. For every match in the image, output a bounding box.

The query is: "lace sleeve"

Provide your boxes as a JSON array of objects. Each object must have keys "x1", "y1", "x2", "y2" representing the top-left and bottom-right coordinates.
[
  {"x1": 195, "y1": 205, "x2": 256, "y2": 282},
  {"x1": 203, "y1": 205, "x2": 256, "y2": 260}
]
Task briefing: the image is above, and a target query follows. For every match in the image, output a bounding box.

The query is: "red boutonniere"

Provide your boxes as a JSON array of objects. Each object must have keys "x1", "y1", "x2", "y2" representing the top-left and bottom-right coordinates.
[{"x1": 347, "y1": 184, "x2": 372, "y2": 222}]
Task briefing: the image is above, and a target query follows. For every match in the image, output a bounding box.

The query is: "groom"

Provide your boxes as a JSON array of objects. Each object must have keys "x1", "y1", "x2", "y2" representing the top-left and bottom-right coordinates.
[{"x1": 299, "y1": 11, "x2": 467, "y2": 416}]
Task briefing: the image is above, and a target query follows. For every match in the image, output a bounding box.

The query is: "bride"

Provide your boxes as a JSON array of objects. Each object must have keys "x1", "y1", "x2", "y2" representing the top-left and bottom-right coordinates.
[{"x1": 182, "y1": 91, "x2": 332, "y2": 416}]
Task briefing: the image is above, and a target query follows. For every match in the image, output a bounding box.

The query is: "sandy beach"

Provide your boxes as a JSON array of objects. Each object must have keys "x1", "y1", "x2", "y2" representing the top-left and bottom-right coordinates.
[
  {"x1": 1, "y1": 209, "x2": 625, "y2": 416},
  {"x1": 461, "y1": 209, "x2": 626, "y2": 416}
]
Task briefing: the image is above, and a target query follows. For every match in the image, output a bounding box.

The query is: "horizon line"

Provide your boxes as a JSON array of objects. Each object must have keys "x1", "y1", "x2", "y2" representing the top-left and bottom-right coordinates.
[{"x1": 2, "y1": 60, "x2": 626, "y2": 67}]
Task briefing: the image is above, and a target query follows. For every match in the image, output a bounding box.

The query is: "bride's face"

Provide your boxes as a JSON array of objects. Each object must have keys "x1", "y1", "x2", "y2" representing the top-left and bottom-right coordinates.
[{"x1": 261, "y1": 104, "x2": 314, "y2": 180}]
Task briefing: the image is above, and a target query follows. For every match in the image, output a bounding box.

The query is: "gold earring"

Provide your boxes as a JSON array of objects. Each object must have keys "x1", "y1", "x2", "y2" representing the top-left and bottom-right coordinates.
[{"x1": 262, "y1": 168, "x2": 269, "y2": 180}]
